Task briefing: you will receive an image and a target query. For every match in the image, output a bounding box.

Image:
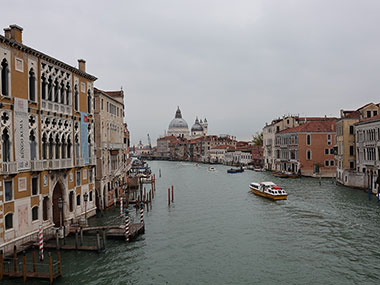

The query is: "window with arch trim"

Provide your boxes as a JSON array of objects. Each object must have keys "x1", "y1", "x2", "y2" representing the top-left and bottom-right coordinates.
[
  {"x1": 1, "y1": 58, "x2": 10, "y2": 96},
  {"x1": 87, "y1": 89, "x2": 91, "y2": 113},
  {"x1": 29, "y1": 68, "x2": 36, "y2": 101},
  {"x1": 5, "y1": 213, "x2": 13, "y2": 230},
  {"x1": 32, "y1": 206, "x2": 39, "y2": 221},
  {"x1": 74, "y1": 85, "x2": 79, "y2": 111}
]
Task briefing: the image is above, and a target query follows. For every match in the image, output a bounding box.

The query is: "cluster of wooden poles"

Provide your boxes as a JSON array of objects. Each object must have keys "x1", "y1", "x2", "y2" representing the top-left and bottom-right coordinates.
[{"x1": 0, "y1": 246, "x2": 61, "y2": 284}]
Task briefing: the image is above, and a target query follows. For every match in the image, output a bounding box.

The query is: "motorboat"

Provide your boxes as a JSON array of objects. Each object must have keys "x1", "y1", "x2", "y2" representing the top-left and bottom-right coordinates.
[
  {"x1": 272, "y1": 171, "x2": 289, "y2": 178},
  {"x1": 208, "y1": 166, "x2": 216, "y2": 171},
  {"x1": 249, "y1": 181, "x2": 288, "y2": 200},
  {"x1": 227, "y1": 167, "x2": 244, "y2": 174}
]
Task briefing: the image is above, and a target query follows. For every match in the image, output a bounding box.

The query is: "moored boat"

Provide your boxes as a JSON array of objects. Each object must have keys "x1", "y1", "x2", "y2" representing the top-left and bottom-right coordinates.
[
  {"x1": 273, "y1": 171, "x2": 289, "y2": 178},
  {"x1": 249, "y1": 181, "x2": 288, "y2": 200},
  {"x1": 227, "y1": 167, "x2": 244, "y2": 174}
]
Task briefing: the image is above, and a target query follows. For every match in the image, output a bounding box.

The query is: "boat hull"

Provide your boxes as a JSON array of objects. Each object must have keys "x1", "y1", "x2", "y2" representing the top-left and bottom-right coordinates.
[{"x1": 249, "y1": 187, "x2": 288, "y2": 200}]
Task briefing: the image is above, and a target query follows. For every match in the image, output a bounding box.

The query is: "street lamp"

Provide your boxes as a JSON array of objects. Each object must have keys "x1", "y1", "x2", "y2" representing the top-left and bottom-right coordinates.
[
  {"x1": 57, "y1": 197, "x2": 63, "y2": 228},
  {"x1": 84, "y1": 192, "x2": 89, "y2": 224}
]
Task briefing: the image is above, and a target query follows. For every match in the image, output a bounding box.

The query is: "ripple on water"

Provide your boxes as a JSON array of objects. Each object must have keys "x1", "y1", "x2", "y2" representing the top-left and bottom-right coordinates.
[{"x1": 14, "y1": 162, "x2": 377, "y2": 285}]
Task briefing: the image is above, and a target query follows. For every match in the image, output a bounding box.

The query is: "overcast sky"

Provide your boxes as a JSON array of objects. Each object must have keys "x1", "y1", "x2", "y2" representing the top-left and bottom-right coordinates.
[{"x1": 3, "y1": 1, "x2": 380, "y2": 145}]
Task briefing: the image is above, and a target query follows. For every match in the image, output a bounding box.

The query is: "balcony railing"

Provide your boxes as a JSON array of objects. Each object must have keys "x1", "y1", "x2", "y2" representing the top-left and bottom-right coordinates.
[
  {"x1": 75, "y1": 157, "x2": 85, "y2": 167},
  {"x1": 88, "y1": 156, "x2": 97, "y2": 165},
  {"x1": 102, "y1": 142, "x2": 125, "y2": 150},
  {"x1": 41, "y1": 100, "x2": 72, "y2": 115},
  {"x1": 1, "y1": 162, "x2": 18, "y2": 174},
  {"x1": 31, "y1": 160, "x2": 44, "y2": 171}
]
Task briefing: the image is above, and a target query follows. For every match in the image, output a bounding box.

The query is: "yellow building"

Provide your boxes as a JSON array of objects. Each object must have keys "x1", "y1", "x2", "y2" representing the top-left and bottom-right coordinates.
[
  {"x1": 336, "y1": 103, "x2": 379, "y2": 188},
  {"x1": 0, "y1": 25, "x2": 97, "y2": 245}
]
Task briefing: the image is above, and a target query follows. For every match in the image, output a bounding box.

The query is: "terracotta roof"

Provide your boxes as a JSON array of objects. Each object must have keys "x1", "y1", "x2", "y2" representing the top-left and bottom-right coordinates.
[
  {"x1": 279, "y1": 120, "x2": 336, "y2": 134},
  {"x1": 157, "y1": 135, "x2": 177, "y2": 141},
  {"x1": 356, "y1": 102, "x2": 378, "y2": 111},
  {"x1": 298, "y1": 117, "x2": 338, "y2": 121},
  {"x1": 211, "y1": 145, "x2": 235, "y2": 150},
  {"x1": 341, "y1": 110, "x2": 360, "y2": 119},
  {"x1": 356, "y1": 114, "x2": 380, "y2": 125},
  {"x1": 104, "y1": 90, "x2": 124, "y2": 98}
]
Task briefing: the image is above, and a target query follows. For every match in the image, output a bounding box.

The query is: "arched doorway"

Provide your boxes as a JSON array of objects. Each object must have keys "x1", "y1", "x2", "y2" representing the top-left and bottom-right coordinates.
[{"x1": 52, "y1": 182, "x2": 64, "y2": 227}]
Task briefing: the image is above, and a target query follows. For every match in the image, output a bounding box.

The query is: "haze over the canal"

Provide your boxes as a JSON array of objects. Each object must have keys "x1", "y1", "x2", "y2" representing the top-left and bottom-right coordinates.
[{"x1": 2, "y1": 0, "x2": 380, "y2": 144}]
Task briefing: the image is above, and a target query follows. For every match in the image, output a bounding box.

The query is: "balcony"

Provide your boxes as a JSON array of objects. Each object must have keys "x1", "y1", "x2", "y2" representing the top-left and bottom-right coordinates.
[
  {"x1": 75, "y1": 157, "x2": 85, "y2": 167},
  {"x1": 31, "y1": 160, "x2": 45, "y2": 171},
  {"x1": 41, "y1": 100, "x2": 72, "y2": 116},
  {"x1": 1, "y1": 162, "x2": 18, "y2": 175},
  {"x1": 88, "y1": 156, "x2": 97, "y2": 166},
  {"x1": 102, "y1": 142, "x2": 125, "y2": 150}
]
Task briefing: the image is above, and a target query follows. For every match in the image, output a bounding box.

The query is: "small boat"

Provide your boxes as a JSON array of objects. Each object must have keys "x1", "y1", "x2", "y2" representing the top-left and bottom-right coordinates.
[
  {"x1": 254, "y1": 168, "x2": 265, "y2": 172},
  {"x1": 249, "y1": 181, "x2": 288, "y2": 200},
  {"x1": 208, "y1": 166, "x2": 216, "y2": 171},
  {"x1": 273, "y1": 172, "x2": 289, "y2": 178},
  {"x1": 227, "y1": 167, "x2": 244, "y2": 174},
  {"x1": 285, "y1": 172, "x2": 300, "y2": 178}
]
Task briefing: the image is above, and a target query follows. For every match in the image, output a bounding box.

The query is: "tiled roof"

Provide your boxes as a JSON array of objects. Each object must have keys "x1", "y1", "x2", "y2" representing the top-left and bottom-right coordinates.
[
  {"x1": 340, "y1": 110, "x2": 360, "y2": 119},
  {"x1": 298, "y1": 117, "x2": 338, "y2": 121},
  {"x1": 211, "y1": 145, "x2": 235, "y2": 150},
  {"x1": 356, "y1": 114, "x2": 380, "y2": 125},
  {"x1": 157, "y1": 135, "x2": 177, "y2": 141},
  {"x1": 279, "y1": 120, "x2": 336, "y2": 133},
  {"x1": 104, "y1": 90, "x2": 124, "y2": 98}
]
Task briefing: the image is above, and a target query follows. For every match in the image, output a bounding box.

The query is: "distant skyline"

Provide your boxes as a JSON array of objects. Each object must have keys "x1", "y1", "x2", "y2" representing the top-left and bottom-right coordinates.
[{"x1": 3, "y1": 0, "x2": 380, "y2": 145}]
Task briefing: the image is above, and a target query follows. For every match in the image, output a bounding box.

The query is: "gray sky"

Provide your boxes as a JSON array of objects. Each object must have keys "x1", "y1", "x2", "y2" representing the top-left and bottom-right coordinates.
[{"x1": 3, "y1": 0, "x2": 380, "y2": 145}]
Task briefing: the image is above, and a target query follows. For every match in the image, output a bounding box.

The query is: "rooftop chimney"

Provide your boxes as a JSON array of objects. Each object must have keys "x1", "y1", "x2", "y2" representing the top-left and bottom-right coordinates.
[
  {"x1": 9, "y1": 24, "x2": 23, "y2": 43},
  {"x1": 3, "y1": 28, "x2": 11, "y2": 39},
  {"x1": 78, "y1": 59, "x2": 86, "y2": 72}
]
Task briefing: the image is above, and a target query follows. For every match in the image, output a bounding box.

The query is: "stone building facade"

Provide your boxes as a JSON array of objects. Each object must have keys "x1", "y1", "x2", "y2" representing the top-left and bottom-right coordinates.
[
  {"x1": 94, "y1": 88, "x2": 127, "y2": 210},
  {"x1": 0, "y1": 25, "x2": 97, "y2": 244}
]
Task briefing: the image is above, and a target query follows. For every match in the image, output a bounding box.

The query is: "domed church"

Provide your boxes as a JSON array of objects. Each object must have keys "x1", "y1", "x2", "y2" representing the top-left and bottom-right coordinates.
[
  {"x1": 168, "y1": 107, "x2": 189, "y2": 138},
  {"x1": 167, "y1": 107, "x2": 208, "y2": 139},
  {"x1": 191, "y1": 117, "x2": 208, "y2": 138}
]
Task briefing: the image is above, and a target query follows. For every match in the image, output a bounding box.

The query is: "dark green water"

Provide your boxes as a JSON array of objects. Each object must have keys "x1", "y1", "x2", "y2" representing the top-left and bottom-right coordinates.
[{"x1": 4, "y1": 161, "x2": 380, "y2": 284}]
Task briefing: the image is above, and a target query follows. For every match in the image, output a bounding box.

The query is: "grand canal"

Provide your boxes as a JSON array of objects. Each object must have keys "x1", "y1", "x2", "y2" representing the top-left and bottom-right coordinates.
[{"x1": 5, "y1": 161, "x2": 380, "y2": 284}]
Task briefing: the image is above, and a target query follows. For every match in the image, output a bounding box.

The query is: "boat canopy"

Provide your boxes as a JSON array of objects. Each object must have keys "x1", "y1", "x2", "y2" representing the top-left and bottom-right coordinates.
[{"x1": 261, "y1": 182, "x2": 276, "y2": 187}]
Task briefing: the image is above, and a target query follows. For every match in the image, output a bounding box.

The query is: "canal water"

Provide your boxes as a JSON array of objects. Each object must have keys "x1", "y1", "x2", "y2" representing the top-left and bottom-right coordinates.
[{"x1": 4, "y1": 161, "x2": 380, "y2": 284}]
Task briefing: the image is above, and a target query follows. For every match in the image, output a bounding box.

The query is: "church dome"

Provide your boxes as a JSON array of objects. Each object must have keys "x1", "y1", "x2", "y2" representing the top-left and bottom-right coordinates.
[
  {"x1": 168, "y1": 107, "x2": 188, "y2": 129},
  {"x1": 168, "y1": 107, "x2": 189, "y2": 138},
  {"x1": 191, "y1": 117, "x2": 203, "y2": 132}
]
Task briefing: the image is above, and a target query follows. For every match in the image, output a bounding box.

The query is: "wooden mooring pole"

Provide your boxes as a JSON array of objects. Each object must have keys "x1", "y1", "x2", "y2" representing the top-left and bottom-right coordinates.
[
  {"x1": 168, "y1": 188, "x2": 171, "y2": 205},
  {"x1": 48, "y1": 253, "x2": 53, "y2": 284},
  {"x1": 0, "y1": 250, "x2": 3, "y2": 280},
  {"x1": 57, "y1": 249, "x2": 62, "y2": 275},
  {"x1": 13, "y1": 245, "x2": 17, "y2": 273},
  {"x1": 171, "y1": 185, "x2": 174, "y2": 203},
  {"x1": 23, "y1": 251, "x2": 27, "y2": 282},
  {"x1": 32, "y1": 249, "x2": 36, "y2": 273}
]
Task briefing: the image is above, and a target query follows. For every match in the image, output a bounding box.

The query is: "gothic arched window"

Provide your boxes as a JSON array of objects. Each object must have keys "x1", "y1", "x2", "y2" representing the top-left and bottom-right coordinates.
[
  {"x1": 66, "y1": 83, "x2": 71, "y2": 106},
  {"x1": 54, "y1": 79, "x2": 59, "y2": 103},
  {"x1": 60, "y1": 82, "x2": 65, "y2": 104},
  {"x1": 48, "y1": 134, "x2": 54, "y2": 159},
  {"x1": 41, "y1": 74, "x2": 46, "y2": 100},
  {"x1": 74, "y1": 85, "x2": 79, "y2": 111},
  {"x1": 87, "y1": 89, "x2": 91, "y2": 113},
  {"x1": 2, "y1": 128, "x2": 10, "y2": 162},
  {"x1": 47, "y1": 77, "x2": 53, "y2": 101},
  {"x1": 1, "y1": 59, "x2": 9, "y2": 96},
  {"x1": 42, "y1": 133, "x2": 47, "y2": 159},
  {"x1": 30, "y1": 130, "x2": 37, "y2": 160},
  {"x1": 29, "y1": 68, "x2": 36, "y2": 101},
  {"x1": 67, "y1": 137, "x2": 72, "y2": 159}
]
